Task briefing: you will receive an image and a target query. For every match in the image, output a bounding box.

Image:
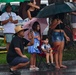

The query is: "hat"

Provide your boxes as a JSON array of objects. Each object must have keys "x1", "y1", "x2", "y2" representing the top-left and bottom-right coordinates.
[{"x1": 15, "y1": 25, "x2": 28, "y2": 34}]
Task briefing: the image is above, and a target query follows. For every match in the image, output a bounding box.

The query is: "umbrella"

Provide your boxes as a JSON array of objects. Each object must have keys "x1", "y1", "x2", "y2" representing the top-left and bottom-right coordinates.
[
  {"x1": 23, "y1": 18, "x2": 48, "y2": 39},
  {"x1": 37, "y1": 2, "x2": 76, "y2": 18},
  {"x1": 0, "y1": 0, "x2": 30, "y2": 3}
]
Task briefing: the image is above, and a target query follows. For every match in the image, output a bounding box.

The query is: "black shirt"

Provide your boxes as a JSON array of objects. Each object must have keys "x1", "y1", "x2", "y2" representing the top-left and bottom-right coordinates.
[
  {"x1": 7, "y1": 36, "x2": 29, "y2": 63},
  {"x1": 30, "y1": 9, "x2": 39, "y2": 17},
  {"x1": 55, "y1": 23, "x2": 65, "y2": 29}
]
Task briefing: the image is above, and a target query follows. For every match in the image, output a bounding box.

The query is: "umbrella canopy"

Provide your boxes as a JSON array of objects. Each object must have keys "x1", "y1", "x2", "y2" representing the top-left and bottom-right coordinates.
[
  {"x1": 37, "y1": 2, "x2": 76, "y2": 18},
  {"x1": 0, "y1": 0, "x2": 30, "y2": 3},
  {"x1": 23, "y1": 18, "x2": 48, "y2": 39}
]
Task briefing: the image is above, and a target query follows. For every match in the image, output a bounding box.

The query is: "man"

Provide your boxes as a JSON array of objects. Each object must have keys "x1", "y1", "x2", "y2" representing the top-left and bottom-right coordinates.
[
  {"x1": 1, "y1": 3, "x2": 18, "y2": 50},
  {"x1": 7, "y1": 25, "x2": 34, "y2": 75}
]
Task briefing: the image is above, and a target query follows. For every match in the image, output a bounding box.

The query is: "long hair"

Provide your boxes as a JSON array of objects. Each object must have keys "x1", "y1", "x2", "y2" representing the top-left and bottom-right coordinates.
[
  {"x1": 32, "y1": 21, "x2": 41, "y2": 37},
  {"x1": 52, "y1": 13, "x2": 65, "y2": 22}
]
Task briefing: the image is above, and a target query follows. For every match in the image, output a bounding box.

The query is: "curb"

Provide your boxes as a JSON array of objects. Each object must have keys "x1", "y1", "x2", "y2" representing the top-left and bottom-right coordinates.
[{"x1": 0, "y1": 60, "x2": 76, "y2": 69}]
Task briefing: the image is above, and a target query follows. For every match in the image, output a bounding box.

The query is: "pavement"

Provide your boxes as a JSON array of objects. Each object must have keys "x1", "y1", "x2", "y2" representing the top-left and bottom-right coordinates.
[{"x1": 0, "y1": 60, "x2": 76, "y2": 75}]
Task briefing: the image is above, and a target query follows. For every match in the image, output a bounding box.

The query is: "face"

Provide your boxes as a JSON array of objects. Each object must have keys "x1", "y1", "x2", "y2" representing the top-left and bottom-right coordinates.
[
  {"x1": 43, "y1": 39, "x2": 49, "y2": 44},
  {"x1": 18, "y1": 30, "x2": 25, "y2": 37},
  {"x1": 6, "y1": 6, "x2": 12, "y2": 12},
  {"x1": 37, "y1": 25, "x2": 40, "y2": 31}
]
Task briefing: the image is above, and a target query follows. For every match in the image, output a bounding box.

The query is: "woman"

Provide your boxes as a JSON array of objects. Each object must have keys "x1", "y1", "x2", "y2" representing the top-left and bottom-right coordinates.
[
  {"x1": 26, "y1": 0, "x2": 40, "y2": 20},
  {"x1": 50, "y1": 13, "x2": 70, "y2": 69},
  {"x1": 28, "y1": 21, "x2": 41, "y2": 71}
]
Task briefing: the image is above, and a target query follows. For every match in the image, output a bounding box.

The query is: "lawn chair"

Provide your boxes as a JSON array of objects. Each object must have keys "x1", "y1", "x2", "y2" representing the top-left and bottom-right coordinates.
[{"x1": 37, "y1": 41, "x2": 59, "y2": 70}]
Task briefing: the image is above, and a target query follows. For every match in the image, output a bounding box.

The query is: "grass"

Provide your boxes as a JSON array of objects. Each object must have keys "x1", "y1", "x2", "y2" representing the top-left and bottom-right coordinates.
[
  {"x1": 0, "y1": 39, "x2": 6, "y2": 47},
  {"x1": 0, "y1": 49, "x2": 76, "y2": 64}
]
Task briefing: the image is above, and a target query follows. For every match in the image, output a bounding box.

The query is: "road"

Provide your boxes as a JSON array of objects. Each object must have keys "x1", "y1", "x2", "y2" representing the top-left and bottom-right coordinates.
[{"x1": 0, "y1": 64, "x2": 76, "y2": 75}]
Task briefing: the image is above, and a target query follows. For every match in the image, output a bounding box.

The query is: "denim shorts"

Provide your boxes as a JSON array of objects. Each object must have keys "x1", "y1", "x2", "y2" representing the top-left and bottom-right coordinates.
[
  {"x1": 52, "y1": 31, "x2": 64, "y2": 42},
  {"x1": 4, "y1": 33, "x2": 14, "y2": 43},
  {"x1": 9, "y1": 57, "x2": 29, "y2": 66}
]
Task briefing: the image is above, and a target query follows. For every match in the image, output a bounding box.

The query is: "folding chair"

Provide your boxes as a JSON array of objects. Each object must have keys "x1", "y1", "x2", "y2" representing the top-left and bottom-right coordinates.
[{"x1": 36, "y1": 41, "x2": 59, "y2": 70}]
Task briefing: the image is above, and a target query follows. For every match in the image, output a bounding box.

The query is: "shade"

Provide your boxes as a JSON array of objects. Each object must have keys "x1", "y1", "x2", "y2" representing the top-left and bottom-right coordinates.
[
  {"x1": 0, "y1": 0, "x2": 30, "y2": 3},
  {"x1": 37, "y1": 2, "x2": 76, "y2": 18}
]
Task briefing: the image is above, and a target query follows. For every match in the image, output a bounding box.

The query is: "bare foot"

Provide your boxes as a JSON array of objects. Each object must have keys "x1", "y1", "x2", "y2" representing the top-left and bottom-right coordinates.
[
  {"x1": 55, "y1": 66, "x2": 60, "y2": 69},
  {"x1": 60, "y1": 65, "x2": 67, "y2": 68}
]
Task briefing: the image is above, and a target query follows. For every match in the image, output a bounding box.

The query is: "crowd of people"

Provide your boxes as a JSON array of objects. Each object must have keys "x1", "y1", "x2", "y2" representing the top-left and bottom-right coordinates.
[{"x1": 1, "y1": 0, "x2": 76, "y2": 75}]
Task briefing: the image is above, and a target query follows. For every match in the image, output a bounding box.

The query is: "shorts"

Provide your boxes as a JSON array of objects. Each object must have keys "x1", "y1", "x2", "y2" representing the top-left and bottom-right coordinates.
[
  {"x1": 9, "y1": 57, "x2": 29, "y2": 66},
  {"x1": 71, "y1": 23, "x2": 76, "y2": 28},
  {"x1": 52, "y1": 31, "x2": 64, "y2": 42},
  {"x1": 4, "y1": 33, "x2": 14, "y2": 43}
]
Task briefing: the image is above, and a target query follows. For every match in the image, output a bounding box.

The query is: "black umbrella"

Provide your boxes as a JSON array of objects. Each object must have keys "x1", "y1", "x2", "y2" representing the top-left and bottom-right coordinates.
[{"x1": 37, "y1": 2, "x2": 76, "y2": 18}]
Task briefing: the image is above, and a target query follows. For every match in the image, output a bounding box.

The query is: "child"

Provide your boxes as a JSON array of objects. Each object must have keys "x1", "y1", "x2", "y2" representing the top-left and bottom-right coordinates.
[
  {"x1": 28, "y1": 21, "x2": 41, "y2": 71},
  {"x1": 41, "y1": 36, "x2": 54, "y2": 66}
]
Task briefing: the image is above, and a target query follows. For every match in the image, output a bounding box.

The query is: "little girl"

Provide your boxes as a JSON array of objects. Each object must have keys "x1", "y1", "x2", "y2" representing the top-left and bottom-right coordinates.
[{"x1": 28, "y1": 21, "x2": 41, "y2": 71}]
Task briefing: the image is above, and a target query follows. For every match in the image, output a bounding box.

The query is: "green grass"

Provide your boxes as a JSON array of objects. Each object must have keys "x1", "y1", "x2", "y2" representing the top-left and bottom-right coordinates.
[
  {"x1": 0, "y1": 49, "x2": 76, "y2": 64},
  {"x1": 0, "y1": 53, "x2": 7, "y2": 64},
  {"x1": 0, "y1": 51, "x2": 31, "y2": 64},
  {"x1": 0, "y1": 39, "x2": 6, "y2": 47}
]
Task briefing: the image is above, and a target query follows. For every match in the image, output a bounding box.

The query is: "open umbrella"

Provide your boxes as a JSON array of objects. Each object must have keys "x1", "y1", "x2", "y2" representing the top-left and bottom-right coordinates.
[
  {"x1": 0, "y1": 0, "x2": 30, "y2": 3},
  {"x1": 23, "y1": 18, "x2": 48, "y2": 39},
  {"x1": 37, "y1": 2, "x2": 76, "y2": 18}
]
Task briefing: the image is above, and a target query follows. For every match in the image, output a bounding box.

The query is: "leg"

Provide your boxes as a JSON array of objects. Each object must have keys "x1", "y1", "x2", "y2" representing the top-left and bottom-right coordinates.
[
  {"x1": 33, "y1": 54, "x2": 36, "y2": 67},
  {"x1": 11, "y1": 61, "x2": 29, "y2": 70},
  {"x1": 53, "y1": 42, "x2": 61, "y2": 69},
  {"x1": 49, "y1": 51, "x2": 53, "y2": 63},
  {"x1": 5, "y1": 34, "x2": 13, "y2": 51},
  {"x1": 30, "y1": 54, "x2": 35, "y2": 68},
  {"x1": 6, "y1": 43, "x2": 10, "y2": 50},
  {"x1": 59, "y1": 41, "x2": 67, "y2": 68},
  {"x1": 9, "y1": 57, "x2": 29, "y2": 70},
  {"x1": 46, "y1": 53, "x2": 50, "y2": 63}
]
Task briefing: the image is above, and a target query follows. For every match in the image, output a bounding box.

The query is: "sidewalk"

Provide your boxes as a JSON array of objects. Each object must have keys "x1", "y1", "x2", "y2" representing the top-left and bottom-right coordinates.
[{"x1": 0, "y1": 60, "x2": 76, "y2": 71}]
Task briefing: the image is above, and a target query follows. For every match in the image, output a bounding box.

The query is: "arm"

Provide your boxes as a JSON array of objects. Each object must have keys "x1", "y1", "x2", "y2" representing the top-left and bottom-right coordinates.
[
  {"x1": 62, "y1": 30, "x2": 70, "y2": 41},
  {"x1": 15, "y1": 47, "x2": 27, "y2": 58},
  {"x1": 49, "y1": 48, "x2": 53, "y2": 52},
  {"x1": 28, "y1": 2, "x2": 40, "y2": 9},
  {"x1": 50, "y1": 19, "x2": 63, "y2": 30},
  {"x1": 34, "y1": 35, "x2": 40, "y2": 41},
  {"x1": 71, "y1": 12, "x2": 76, "y2": 15},
  {"x1": 50, "y1": 19, "x2": 59, "y2": 30},
  {"x1": 1, "y1": 19, "x2": 9, "y2": 25},
  {"x1": 27, "y1": 10, "x2": 32, "y2": 20},
  {"x1": 41, "y1": 49, "x2": 47, "y2": 52},
  {"x1": 27, "y1": 32, "x2": 34, "y2": 46},
  {"x1": 11, "y1": 20, "x2": 18, "y2": 24}
]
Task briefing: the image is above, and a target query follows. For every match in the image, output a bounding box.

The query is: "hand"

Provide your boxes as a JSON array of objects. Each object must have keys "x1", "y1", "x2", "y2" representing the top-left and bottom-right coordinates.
[
  {"x1": 28, "y1": 32, "x2": 34, "y2": 40},
  {"x1": 57, "y1": 20, "x2": 63, "y2": 25},
  {"x1": 22, "y1": 55, "x2": 28, "y2": 58},
  {"x1": 66, "y1": 36, "x2": 70, "y2": 41},
  {"x1": 9, "y1": 16, "x2": 13, "y2": 22}
]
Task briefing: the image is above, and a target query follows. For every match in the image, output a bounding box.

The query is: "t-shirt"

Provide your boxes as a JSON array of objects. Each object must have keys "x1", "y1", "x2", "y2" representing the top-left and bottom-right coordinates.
[
  {"x1": 7, "y1": 36, "x2": 29, "y2": 63},
  {"x1": 41, "y1": 44, "x2": 51, "y2": 50},
  {"x1": 1, "y1": 12, "x2": 17, "y2": 33}
]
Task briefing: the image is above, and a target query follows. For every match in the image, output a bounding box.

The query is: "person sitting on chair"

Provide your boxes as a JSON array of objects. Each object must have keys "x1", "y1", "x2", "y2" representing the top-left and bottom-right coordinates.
[{"x1": 41, "y1": 36, "x2": 54, "y2": 66}]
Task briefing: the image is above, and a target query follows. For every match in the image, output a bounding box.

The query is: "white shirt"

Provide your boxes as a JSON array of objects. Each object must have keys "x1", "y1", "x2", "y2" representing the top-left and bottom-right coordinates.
[
  {"x1": 41, "y1": 44, "x2": 51, "y2": 50},
  {"x1": 1, "y1": 12, "x2": 17, "y2": 33}
]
